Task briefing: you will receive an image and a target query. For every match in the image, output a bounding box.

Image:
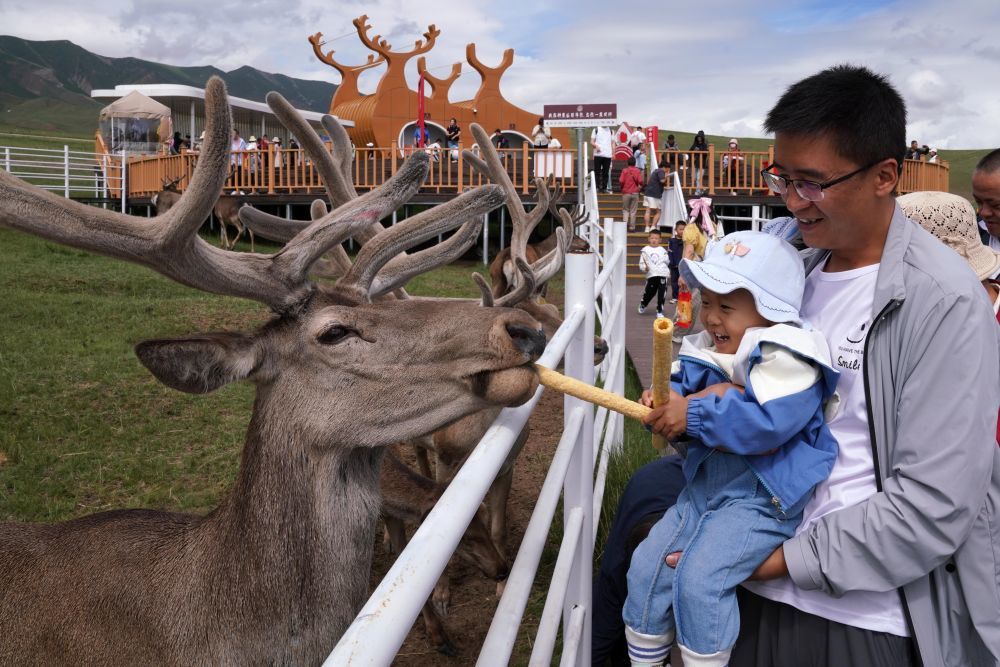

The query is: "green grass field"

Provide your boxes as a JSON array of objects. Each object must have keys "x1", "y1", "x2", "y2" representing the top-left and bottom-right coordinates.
[{"x1": 0, "y1": 227, "x2": 550, "y2": 522}]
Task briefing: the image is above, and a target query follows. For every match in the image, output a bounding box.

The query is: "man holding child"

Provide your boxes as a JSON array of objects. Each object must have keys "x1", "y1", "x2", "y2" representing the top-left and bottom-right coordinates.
[{"x1": 596, "y1": 64, "x2": 1000, "y2": 667}]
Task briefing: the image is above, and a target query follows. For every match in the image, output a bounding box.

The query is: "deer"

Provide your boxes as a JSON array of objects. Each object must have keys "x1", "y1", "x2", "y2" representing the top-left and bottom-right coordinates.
[
  {"x1": 487, "y1": 182, "x2": 590, "y2": 298},
  {"x1": 380, "y1": 444, "x2": 507, "y2": 656},
  {"x1": 0, "y1": 77, "x2": 547, "y2": 665},
  {"x1": 238, "y1": 124, "x2": 607, "y2": 618},
  {"x1": 152, "y1": 180, "x2": 254, "y2": 251}
]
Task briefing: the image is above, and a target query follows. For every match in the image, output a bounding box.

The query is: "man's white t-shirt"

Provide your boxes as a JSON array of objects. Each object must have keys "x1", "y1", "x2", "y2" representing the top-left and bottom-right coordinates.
[
  {"x1": 592, "y1": 127, "x2": 613, "y2": 158},
  {"x1": 744, "y1": 262, "x2": 910, "y2": 637}
]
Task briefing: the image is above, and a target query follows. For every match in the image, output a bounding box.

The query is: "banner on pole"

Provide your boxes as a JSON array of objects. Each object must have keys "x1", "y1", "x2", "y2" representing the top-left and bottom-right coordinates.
[{"x1": 645, "y1": 125, "x2": 659, "y2": 147}]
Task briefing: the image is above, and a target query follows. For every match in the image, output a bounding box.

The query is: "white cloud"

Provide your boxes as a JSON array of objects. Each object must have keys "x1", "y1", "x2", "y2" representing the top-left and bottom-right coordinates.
[{"x1": 1, "y1": 0, "x2": 997, "y2": 148}]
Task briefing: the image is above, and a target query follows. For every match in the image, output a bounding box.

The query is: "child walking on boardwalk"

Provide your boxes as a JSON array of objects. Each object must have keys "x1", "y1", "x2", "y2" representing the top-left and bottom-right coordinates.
[
  {"x1": 638, "y1": 229, "x2": 670, "y2": 318},
  {"x1": 624, "y1": 231, "x2": 839, "y2": 667}
]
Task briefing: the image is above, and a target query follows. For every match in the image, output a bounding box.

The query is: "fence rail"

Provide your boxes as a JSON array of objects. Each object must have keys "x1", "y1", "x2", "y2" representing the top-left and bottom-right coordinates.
[
  {"x1": 1, "y1": 145, "x2": 121, "y2": 198},
  {"x1": 328, "y1": 175, "x2": 626, "y2": 665}
]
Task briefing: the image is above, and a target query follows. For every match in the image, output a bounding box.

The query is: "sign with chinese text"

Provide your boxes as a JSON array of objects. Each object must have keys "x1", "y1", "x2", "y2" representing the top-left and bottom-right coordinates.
[
  {"x1": 543, "y1": 104, "x2": 619, "y2": 127},
  {"x1": 645, "y1": 126, "x2": 659, "y2": 147}
]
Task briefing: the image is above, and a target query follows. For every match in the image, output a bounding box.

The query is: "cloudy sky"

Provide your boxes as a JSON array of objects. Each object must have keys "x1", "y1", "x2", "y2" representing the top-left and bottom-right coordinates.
[{"x1": 3, "y1": 0, "x2": 997, "y2": 148}]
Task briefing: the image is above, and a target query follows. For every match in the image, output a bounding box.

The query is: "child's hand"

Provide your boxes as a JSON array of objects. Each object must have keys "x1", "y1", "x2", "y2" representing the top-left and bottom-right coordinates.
[
  {"x1": 639, "y1": 389, "x2": 654, "y2": 408},
  {"x1": 641, "y1": 389, "x2": 688, "y2": 440}
]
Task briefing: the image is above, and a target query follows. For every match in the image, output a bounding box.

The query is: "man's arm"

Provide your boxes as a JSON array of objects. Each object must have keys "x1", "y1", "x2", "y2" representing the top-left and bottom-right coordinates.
[{"x1": 785, "y1": 292, "x2": 1000, "y2": 594}]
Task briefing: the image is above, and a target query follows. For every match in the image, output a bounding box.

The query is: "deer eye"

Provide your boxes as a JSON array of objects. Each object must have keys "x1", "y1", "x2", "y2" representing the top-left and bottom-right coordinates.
[{"x1": 317, "y1": 326, "x2": 353, "y2": 345}]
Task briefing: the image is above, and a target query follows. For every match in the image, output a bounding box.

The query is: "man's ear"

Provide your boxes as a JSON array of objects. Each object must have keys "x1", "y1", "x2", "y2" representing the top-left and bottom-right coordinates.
[
  {"x1": 874, "y1": 158, "x2": 900, "y2": 197},
  {"x1": 135, "y1": 333, "x2": 262, "y2": 394}
]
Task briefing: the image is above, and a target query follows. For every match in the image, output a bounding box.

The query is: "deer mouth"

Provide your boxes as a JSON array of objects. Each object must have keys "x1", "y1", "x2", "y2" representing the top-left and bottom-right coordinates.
[{"x1": 468, "y1": 363, "x2": 539, "y2": 406}]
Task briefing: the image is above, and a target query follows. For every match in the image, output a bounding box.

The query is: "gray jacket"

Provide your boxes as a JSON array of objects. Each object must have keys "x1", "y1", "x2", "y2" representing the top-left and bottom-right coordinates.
[{"x1": 782, "y1": 206, "x2": 1000, "y2": 666}]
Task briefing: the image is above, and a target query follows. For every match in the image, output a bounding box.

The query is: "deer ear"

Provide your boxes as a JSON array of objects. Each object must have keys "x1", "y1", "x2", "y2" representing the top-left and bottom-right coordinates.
[{"x1": 135, "y1": 334, "x2": 262, "y2": 394}]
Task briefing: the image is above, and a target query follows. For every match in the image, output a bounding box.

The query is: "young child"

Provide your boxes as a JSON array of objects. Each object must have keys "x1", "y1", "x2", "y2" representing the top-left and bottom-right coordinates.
[
  {"x1": 666, "y1": 220, "x2": 686, "y2": 303},
  {"x1": 638, "y1": 229, "x2": 670, "y2": 318},
  {"x1": 624, "y1": 231, "x2": 839, "y2": 667},
  {"x1": 620, "y1": 157, "x2": 645, "y2": 232}
]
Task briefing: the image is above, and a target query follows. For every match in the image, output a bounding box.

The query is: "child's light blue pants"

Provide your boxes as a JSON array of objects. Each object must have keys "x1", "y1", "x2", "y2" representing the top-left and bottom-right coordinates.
[{"x1": 623, "y1": 451, "x2": 807, "y2": 660}]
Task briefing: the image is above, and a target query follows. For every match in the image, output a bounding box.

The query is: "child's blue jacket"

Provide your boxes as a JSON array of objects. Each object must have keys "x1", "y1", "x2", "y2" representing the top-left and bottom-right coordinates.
[{"x1": 673, "y1": 325, "x2": 840, "y2": 511}]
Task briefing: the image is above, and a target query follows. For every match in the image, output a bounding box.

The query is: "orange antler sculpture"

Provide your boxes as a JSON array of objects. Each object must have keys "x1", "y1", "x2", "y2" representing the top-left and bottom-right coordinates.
[{"x1": 310, "y1": 16, "x2": 568, "y2": 149}]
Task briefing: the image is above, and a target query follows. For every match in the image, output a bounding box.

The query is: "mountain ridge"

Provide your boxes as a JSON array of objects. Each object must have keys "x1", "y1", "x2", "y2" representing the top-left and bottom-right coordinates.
[{"x1": 0, "y1": 35, "x2": 337, "y2": 136}]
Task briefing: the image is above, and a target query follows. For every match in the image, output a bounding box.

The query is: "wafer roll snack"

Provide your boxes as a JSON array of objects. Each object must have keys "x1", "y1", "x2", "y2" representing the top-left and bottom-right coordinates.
[
  {"x1": 651, "y1": 317, "x2": 674, "y2": 449},
  {"x1": 535, "y1": 365, "x2": 651, "y2": 422}
]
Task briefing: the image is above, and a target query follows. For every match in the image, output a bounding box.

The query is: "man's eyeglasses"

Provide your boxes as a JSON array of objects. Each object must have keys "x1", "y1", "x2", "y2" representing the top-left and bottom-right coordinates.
[{"x1": 760, "y1": 159, "x2": 887, "y2": 202}]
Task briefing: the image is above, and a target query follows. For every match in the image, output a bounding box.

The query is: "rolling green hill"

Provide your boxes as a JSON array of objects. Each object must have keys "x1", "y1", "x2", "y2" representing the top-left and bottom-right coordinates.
[{"x1": 0, "y1": 35, "x2": 336, "y2": 138}]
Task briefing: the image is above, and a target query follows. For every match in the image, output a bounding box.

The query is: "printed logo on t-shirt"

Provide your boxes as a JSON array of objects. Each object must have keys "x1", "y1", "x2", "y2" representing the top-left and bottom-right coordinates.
[{"x1": 836, "y1": 319, "x2": 870, "y2": 370}]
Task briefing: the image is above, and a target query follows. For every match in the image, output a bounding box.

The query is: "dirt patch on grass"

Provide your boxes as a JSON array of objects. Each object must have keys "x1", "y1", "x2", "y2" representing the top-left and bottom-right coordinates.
[{"x1": 370, "y1": 389, "x2": 565, "y2": 665}]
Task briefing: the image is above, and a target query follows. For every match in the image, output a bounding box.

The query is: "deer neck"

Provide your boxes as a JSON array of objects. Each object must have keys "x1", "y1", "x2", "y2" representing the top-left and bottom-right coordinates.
[
  {"x1": 200, "y1": 386, "x2": 384, "y2": 646},
  {"x1": 534, "y1": 233, "x2": 560, "y2": 255}
]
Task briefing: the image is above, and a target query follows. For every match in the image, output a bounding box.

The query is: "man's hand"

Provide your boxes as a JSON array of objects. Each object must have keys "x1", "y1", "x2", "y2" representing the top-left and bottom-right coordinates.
[
  {"x1": 641, "y1": 389, "x2": 688, "y2": 440},
  {"x1": 663, "y1": 546, "x2": 789, "y2": 581}
]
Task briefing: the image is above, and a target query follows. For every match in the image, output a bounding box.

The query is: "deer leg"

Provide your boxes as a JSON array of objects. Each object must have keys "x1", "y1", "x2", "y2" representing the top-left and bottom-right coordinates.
[
  {"x1": 384, "y1": 516, "x2": 407, "y2": 555},
  {"x1": 247, "y1": 227, "x2": 255, "y2": 253},
  {"x1": 230, "y1": 223, "x2": 244, "y2": 249},
  {"x1": 385, "y1": 515, "x2": 455, "y2": 654},
  {"x1": 487, "y1": 426, "x2": 530, "y2": 555},
  {"x1": 414, "y1": 446, "x2": 433, "y2": 478},
  {"x1": 432, "y1": 570, "x2": 452, "y2": 617},
  {"x1": 487, "y1": 466, "x2": 514, "y2": 557},
  {"x1": 420, "y1": 597, "x2": 456, "y2": 656},
  {"x1": 220, "y1": 221, "x2": 230, "y2": 249}
]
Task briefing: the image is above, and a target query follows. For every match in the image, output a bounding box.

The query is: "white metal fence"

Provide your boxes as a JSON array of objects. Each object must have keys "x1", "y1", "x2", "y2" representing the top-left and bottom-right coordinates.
[
  {"x1": 329, "y1": 174, "x2": 628, "y2": 665},
  {"x1": 0, "y1": 145, "x2": 123, "y2": 201}
]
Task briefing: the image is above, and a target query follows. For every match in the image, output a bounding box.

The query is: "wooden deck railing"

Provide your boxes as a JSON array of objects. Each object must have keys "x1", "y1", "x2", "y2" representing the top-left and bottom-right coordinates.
[
  {"x1": 113, "y1": 143, "x2": 577, "y2": 199},
  {"x1": 659, "y1": 146, "x2": 776, "y2": 196},
  {"x1": 98, "y1": 140, "x2": 948, "y2": 200},
  {"x1": 658, "y1": 147, "x2": 949, "y2": 197},
  {"x1": 898, "y1": 158, "x2": 950, "y2": 194}
]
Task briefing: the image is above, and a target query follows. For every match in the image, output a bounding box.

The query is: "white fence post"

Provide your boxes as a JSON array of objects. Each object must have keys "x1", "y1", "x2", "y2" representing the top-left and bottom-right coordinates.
[
  {"x1": 63, "y1": 145, "x2": 70, "y2": 198},
  {"x1": 611, "y1": 218, "x2": 627, "y2": 450},
  {"x1": 482, "y1": 211, "x2": 489, "y2": 265},
  {"x1": 3, "y1": 147, "x2": 9, "y2": 173},
  {"x1": 121, "y1": 149, "x2": 127, "y2": 213},
  {"x1": 561, "y1": 249, "x2": 596, "y2": 667}
]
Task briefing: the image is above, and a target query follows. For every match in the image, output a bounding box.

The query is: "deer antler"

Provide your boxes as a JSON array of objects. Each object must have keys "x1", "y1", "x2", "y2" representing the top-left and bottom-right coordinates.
[
  {"x1": 353, "y1": 15, "x2": 394, "y2": 59},
  {"x1": 309, "y1": 32, "x2": 386, "y2": 75},
  {"x1": 547, "y1": 182, "x2": 590, "y2": 252},
  {"x1": 0, "y1": 77, "x2": 504, "y2": 313},
  {"x1": 240, "y1": 94, "x2": 491, "y2": 296},
  {"x1": 465, "y1": 44, "x2": 514, "y2": 81},
  {"x1": 354, "y1": 15, "x2": 439, "y2": 63},
  {"x1": 463, "y1": 124, "x2": 567, "y2": 308},
  {"x1": 417, "y1": 57, "x2": 461, "y2": 98}
]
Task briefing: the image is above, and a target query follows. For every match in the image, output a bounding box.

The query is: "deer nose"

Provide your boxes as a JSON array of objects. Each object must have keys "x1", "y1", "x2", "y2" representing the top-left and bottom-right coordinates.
[
  {"x1": 594, "y1": 337, "x2": 609, "y2": 359},
  {"x1": 506, "y1": 324, "x2": 546, "y2": 359}
]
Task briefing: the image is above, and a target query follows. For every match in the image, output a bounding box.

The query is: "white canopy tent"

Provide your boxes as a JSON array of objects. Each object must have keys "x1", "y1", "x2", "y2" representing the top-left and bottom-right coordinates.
[{"x1": 98, "y1": 91, "x2": 172, "y2": 155}]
